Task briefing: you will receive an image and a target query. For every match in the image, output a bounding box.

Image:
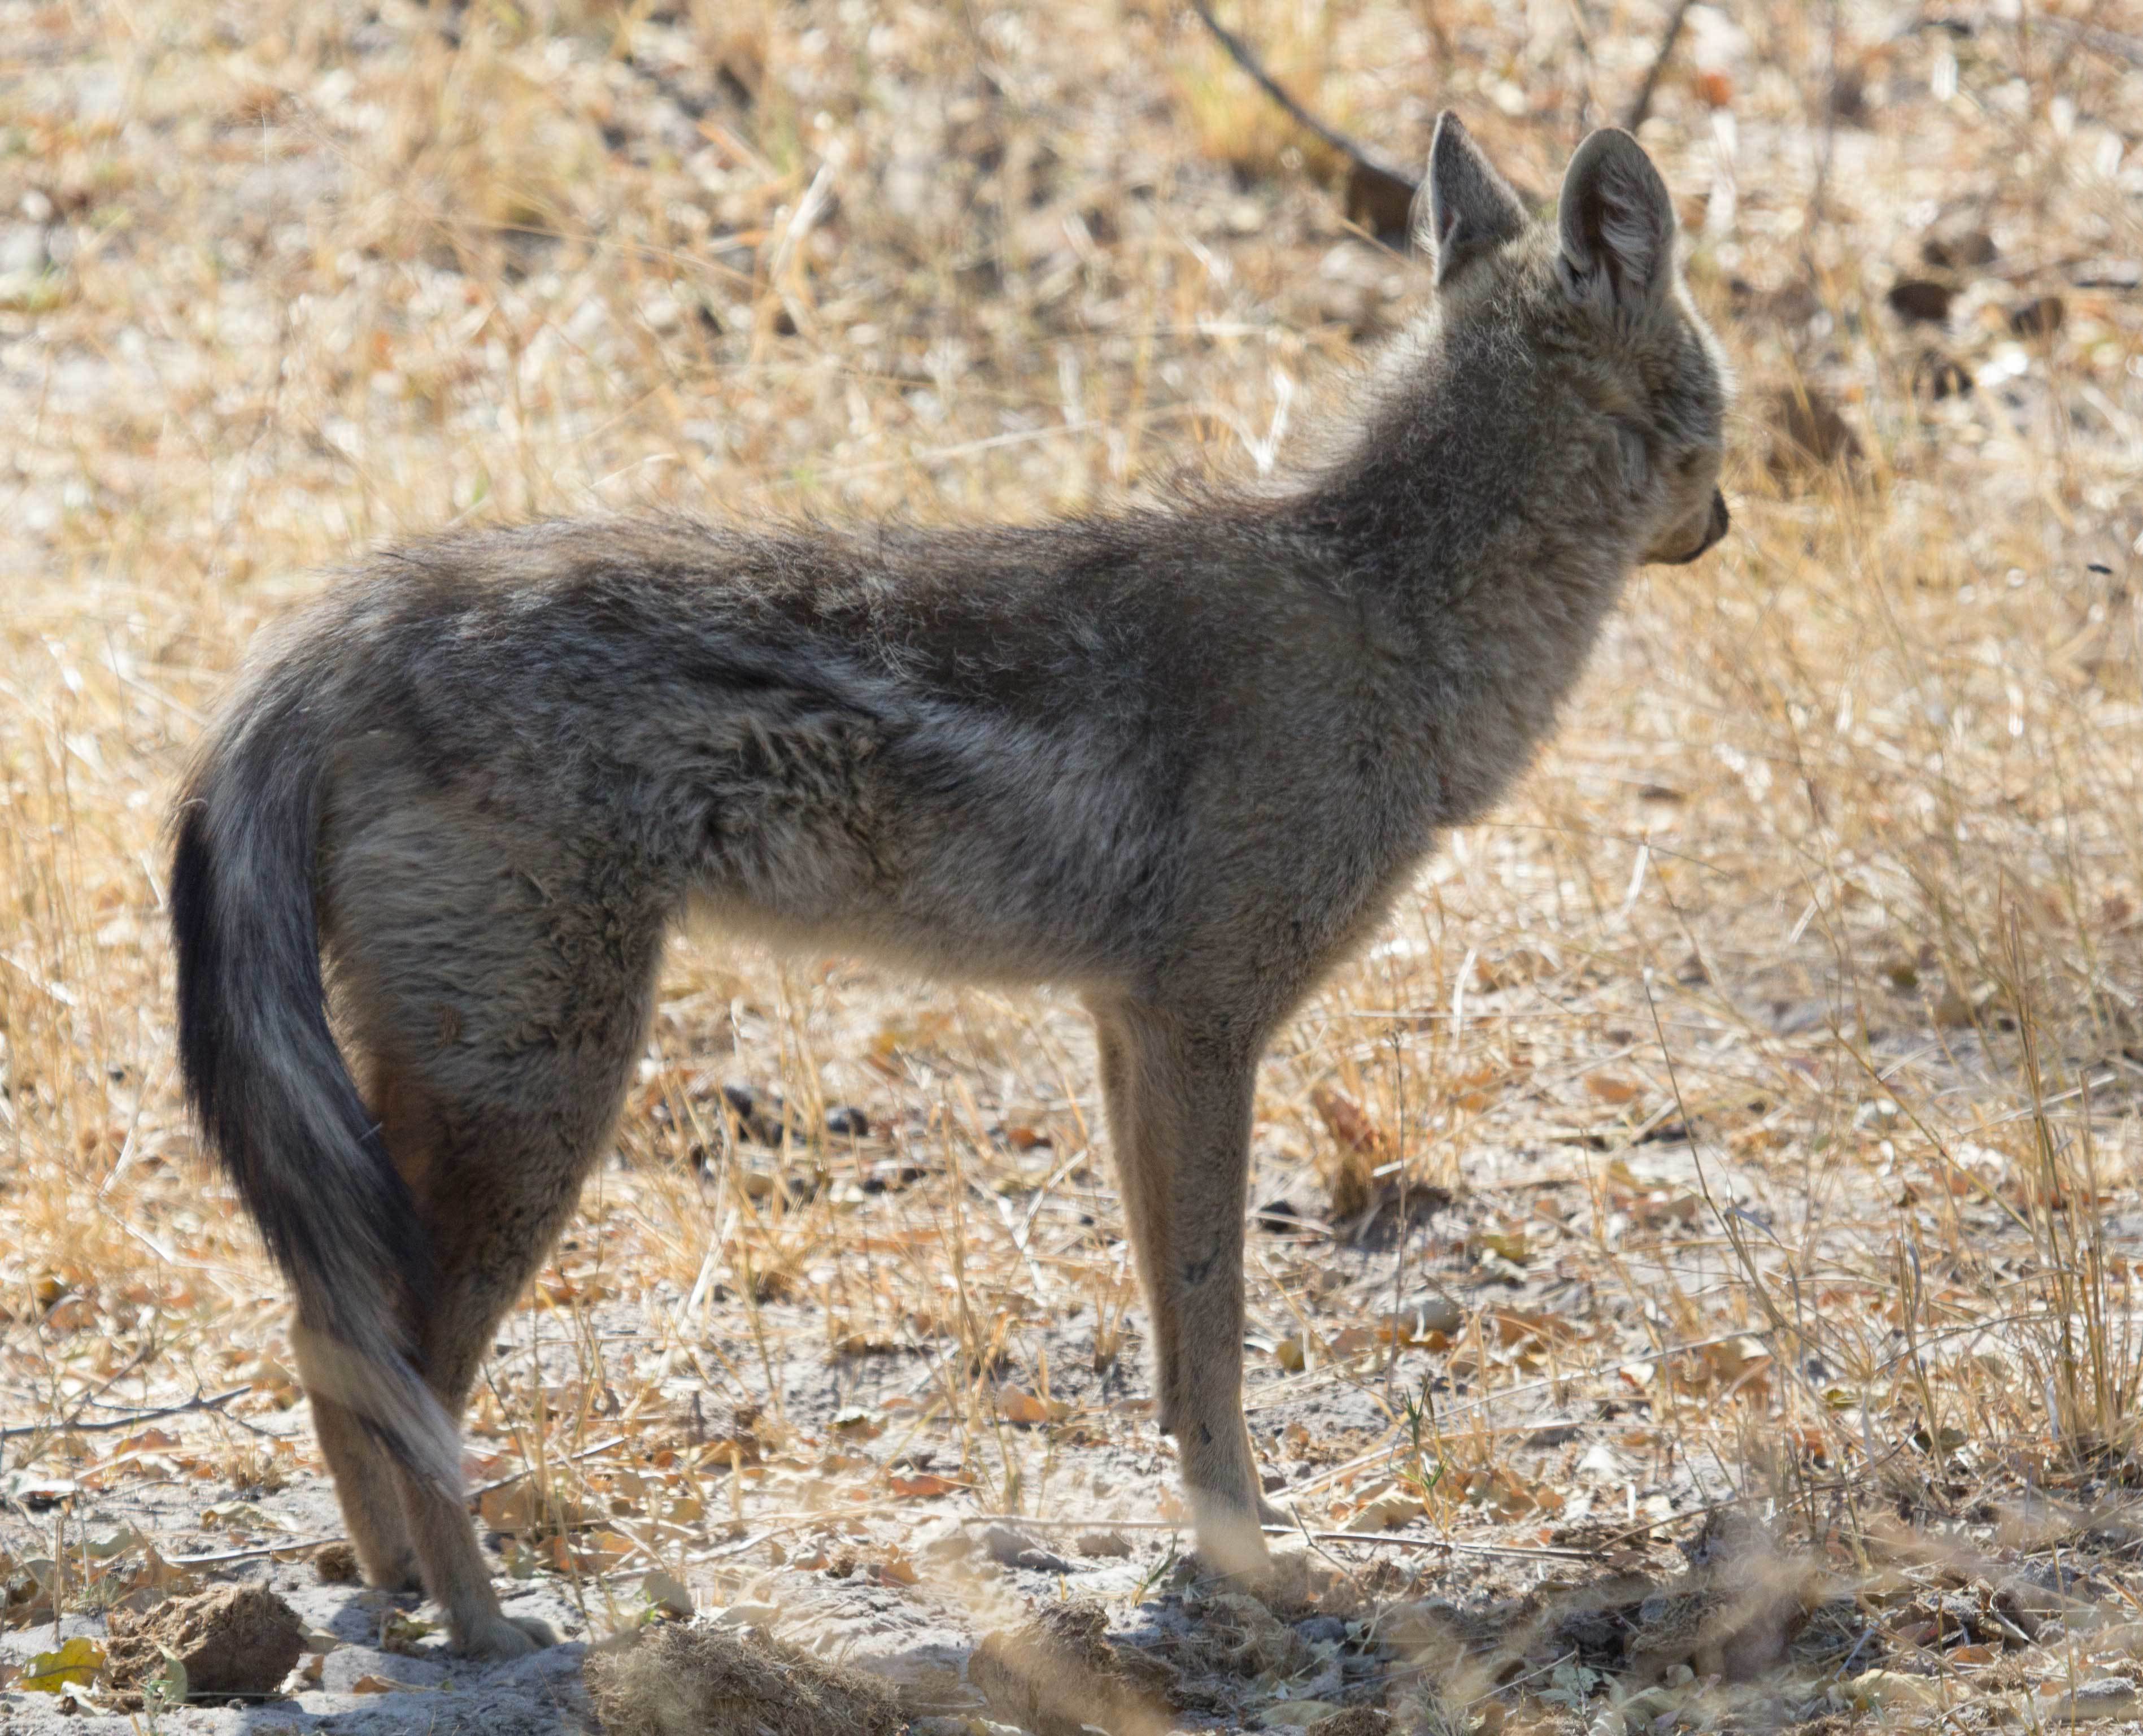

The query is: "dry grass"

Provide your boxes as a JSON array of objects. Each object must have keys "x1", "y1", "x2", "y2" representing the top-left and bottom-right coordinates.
[{"x1": 2, "y1": 0, "x2": 2141, "y2": 1729}]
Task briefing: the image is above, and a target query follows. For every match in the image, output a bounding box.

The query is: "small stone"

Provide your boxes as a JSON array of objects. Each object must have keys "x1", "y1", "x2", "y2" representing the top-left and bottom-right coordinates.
[
  {"x1": 2010, "y1": 296, "x2": 2065, "y2": 338},
  {"x1": 912, "y1": 1519, "x2": 972, "y2": 1561},
  {"x1": 721, "y1": 1082, "x2": 789, "y2": 1146},
  {"x1": 1922, "y1": 228, "x2": 1995, "y2": 269},
  {"x1": 981, "y1": 1524, "x2": 1043, "y2": 1568},
  {"x1": 2060, "y1": 1678, "x2": 2139, "y2": 1720},
  {"x1": 0, "y1": 224, "x2": 47, "y2": 277},
  {"x1": 1887, "y1": 279, "x2": 1955, "y2": 324},
  {"x1": 1913, "y1": 350, "x2": 1973, "y2": 400}
]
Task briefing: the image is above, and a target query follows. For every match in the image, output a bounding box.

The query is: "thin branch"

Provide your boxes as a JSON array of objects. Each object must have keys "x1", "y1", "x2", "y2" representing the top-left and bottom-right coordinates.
[
  {"x1": 1186, "y1": 0, "x2": 1419, "y2": 197},
  {"x1": 0, "y1": 1385, "x2": 252, "y2": 1442},
  {"x1": 467, "y1": 1435, "x2": 630, "y2": 1502},
  {"x1": 956, "y1": 1512, "x2": 1598, "y2": 1560},
  {"x1": 172, "y1": 1534, "x2": 343, "y2": 1568},
  {"x1": 1623, "y1": 0, "x2": 1697, "y2": 132}
]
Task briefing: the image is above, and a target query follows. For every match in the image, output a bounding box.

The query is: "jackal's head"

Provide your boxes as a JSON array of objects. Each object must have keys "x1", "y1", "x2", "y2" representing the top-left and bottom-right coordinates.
[{"x1": 1417, "y1": 114, "x2": 1730, "y2": 567}]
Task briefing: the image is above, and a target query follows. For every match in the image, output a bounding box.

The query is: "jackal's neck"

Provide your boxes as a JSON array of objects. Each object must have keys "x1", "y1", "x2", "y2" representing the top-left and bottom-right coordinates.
[
  {"x1": 1301, "y1": 324, "x2": 1628, "y2": 602},
  {"x1": 1287, "y1": 327, "x2": 1641, "y2": 823}
]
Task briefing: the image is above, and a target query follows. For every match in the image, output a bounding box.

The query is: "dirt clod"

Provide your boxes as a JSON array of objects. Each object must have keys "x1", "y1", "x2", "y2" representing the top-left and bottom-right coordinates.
[
  {"x1": 970, "y1": 1602, "x2": 1179, "y2": 1736},
  {"x1": 103, "y1": 1585, "x2": 304, "y2": 1704},
  {"x1": 584, "y1": 1618, "x2": 903, "y2": 1736},
  {"x1": 312, "y1": 1542, "x2": 361, "y2": 1584},
  {"x1": 1307, "y1": 1710, "x2": 1392, "y2": 1736},
  {"x1": 1179, "y1": 1589, "x2": 1316, "y2": 1677}
]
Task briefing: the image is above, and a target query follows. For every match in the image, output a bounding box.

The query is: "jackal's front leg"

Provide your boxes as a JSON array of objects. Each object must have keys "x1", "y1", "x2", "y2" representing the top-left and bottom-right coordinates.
[{"x1": 1095, "y1": 1000, "x2": 1276, "y2": 1577}]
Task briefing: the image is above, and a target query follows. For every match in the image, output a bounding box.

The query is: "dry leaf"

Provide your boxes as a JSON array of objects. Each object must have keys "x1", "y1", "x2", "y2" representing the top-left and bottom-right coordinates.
[
  {"x1": 579, "y1": 1530, "x2": 637, "y2": 1568},
  {"x1": 641, "y1": 1569, "x2": 694, "y2": 1620},
  {"x1": 477, "y1": 1481, "x2": 598, "y2": 1535},
  {"x1": 1349, "y1": 1483, "x2": 1426, "y2": 1529},
  {"x1": 1310, "y1": 1085, "x2": 1388, "y2": 1154},
  {"x1": 869, "y1": 1550, "x2": 920, "y2": 1586},
  {"x1": 1383, "y1": 1294, "x2": 1463, "y2": 1345},
  {"x1": 1847, "y1": 1670, "x2": 1941, "y2": 1711},
  {"x1": 1586, "y1": 1073, "x2": 1639, "y2": 1106},
  {"x1": 21, "y1": 1637, "x2": 103, "y2": 1693},
  {"x1": 199, "y1": 1501, "x2": 286, "y2": 1533},
  {"x1": 380, "y1": 1611, "x2": 433, "y2": 1651},
  {"x1": 890, "y1": 1472, "x2": 965, "y2": 1499},
  {"x1": 1469, "y1": 1230, "x2": 1530, "y2": 1267},
  {"x1": 351, "y1": 1673, "x2": 437, "y2": 1695},
  {"x1": 996, "y1": 1387, "x2": 1068, "y2": 1426},
  {"x1": 113, "y1": 1429, "x2": 180, "y2": 1455}
]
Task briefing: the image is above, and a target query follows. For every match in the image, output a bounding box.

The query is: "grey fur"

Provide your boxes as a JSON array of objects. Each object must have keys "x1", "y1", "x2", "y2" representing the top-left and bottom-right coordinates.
[
  {"x1": 1419, "y1": 112, "x2": 1529, "y2": 283},
  {"x1": 169, "y1": 116, "x2": 1730, "y2": 1657},
  {"x1": 1558, "y1": 127, "x2": 1678, "y2": 316}
]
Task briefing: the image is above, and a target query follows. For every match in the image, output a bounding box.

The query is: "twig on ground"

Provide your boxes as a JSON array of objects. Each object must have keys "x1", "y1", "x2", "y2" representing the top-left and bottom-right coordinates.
[
  {"x1": 691, "y1": 1502, "x2": 909, "y2": 1564},
  {"x1": 954, "y1": 1512, "x2": 1598, "y2": 1560},
  {"x1": 172, "y1": 1534, "x2": 345, "y2": 1567},
  {"x1": 1624, "y1": 0, "x2": 1697, "y2": 131},
  {"x1": 467, "y1": 1434, "x2": 631, "y2": 1500},
  {"x1": 0, "y1": 1384, "x2": 252, "y2": 1441}
]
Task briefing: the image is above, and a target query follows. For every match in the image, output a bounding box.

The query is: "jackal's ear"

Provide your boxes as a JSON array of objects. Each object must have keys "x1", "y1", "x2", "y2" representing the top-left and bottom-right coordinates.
[
  {"x1": 1418, "y1": 112, "x2": 1528, "y2": 285},
  {"x1": 1557, "y1": 128, "x2": 1675, "y2": 316}
]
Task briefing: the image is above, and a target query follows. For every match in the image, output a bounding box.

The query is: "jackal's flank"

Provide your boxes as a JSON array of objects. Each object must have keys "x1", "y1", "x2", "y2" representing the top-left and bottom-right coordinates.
[{"x1": 170, "y1": 113, "x2": 1730, "y2": 1657}]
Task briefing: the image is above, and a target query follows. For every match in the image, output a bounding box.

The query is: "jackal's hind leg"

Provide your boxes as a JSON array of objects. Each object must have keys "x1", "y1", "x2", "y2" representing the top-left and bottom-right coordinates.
[
  {"x1": 1091, "y1": 1004, "x2": 1184, "y2": 1437},
  {"x1": 296, "y1": 1374, "x2": 422, "y2": 1592},
  {"x1": 324, "y1": 791, "x2": 668, "y2": 1659},
  {"x1": 387, "y1": 1077, "x2": 633, "y2": 1660}
]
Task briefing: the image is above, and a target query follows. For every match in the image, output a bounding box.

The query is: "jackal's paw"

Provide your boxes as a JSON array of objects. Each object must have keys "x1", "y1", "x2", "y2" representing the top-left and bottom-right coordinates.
[
  {"x1": 454, "y1": 1612, "x2": 556, "y2": 1660},
  {"x1": 363, "y1": 1558, "x2": 424, "y2": 1596},
  {"x1": 1256, "y1": 1491, "x2": 1296, "y2": 1531},
  {"x1": 1186, "y1": 1487, "x2": 1277, "y2": 1580}
]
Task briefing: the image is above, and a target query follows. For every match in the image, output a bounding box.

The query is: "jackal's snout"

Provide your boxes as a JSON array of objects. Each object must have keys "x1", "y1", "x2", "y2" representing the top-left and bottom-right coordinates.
[
  {"x1": 1695, "y1": 488, "x2": 1730, "y2": 556},
  {"x1": 1653, "y1": 488, "x2": 1729, "y2": 565}
]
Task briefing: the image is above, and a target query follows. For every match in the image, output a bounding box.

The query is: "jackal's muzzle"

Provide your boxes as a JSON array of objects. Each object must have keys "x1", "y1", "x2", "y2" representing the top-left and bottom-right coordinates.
[{"x1": 1654, "y1": 488, "x2": 1729, "y2": 564}]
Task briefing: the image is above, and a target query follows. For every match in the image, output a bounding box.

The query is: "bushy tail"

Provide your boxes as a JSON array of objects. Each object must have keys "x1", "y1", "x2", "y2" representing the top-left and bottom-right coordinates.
[{"x1": 169, "y1": 690, "x2": 461, "y2": 1497}]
